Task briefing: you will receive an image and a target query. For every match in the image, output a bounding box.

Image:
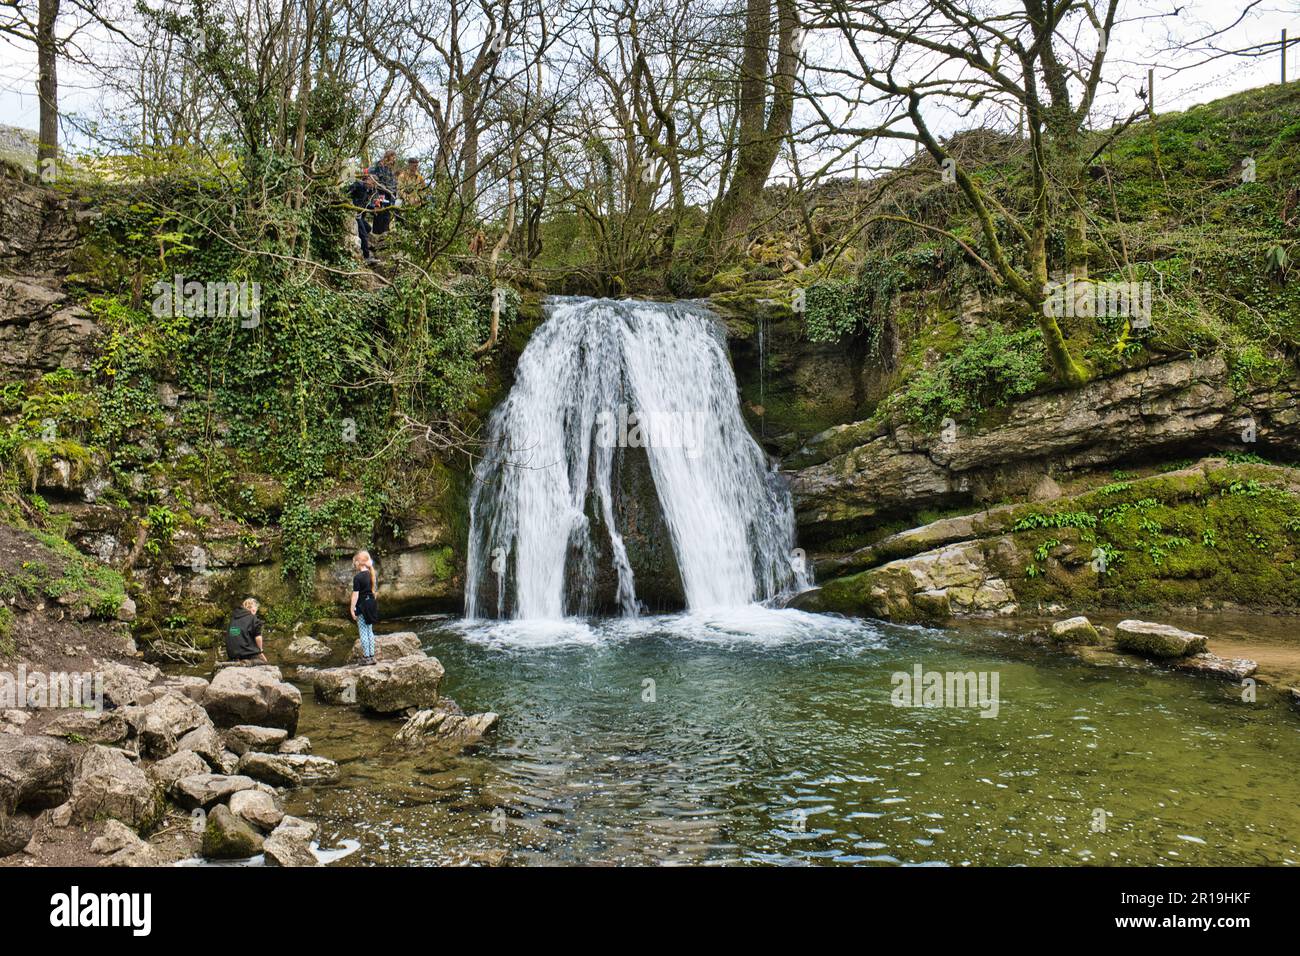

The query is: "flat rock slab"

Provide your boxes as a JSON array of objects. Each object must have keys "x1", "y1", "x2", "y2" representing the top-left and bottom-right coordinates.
[
  {"x1": 236, "y1": 752, "x2": 340, "y2": 788},
  {"x1": 1170, "y1": 653, "x2": 1258, "y2": 681},
  {"x1": 171, "y1": 773, "x2": 257, "y2": 810},
  {"x1": 222, "y1": 725, "x2": 290, "y2": 756},
  {"x1": 1115, "y1": 620, "x2": 1209, "y2": 658},
  {"x1": 349, "y1": 632, "x2": 423, "y2": 663}
]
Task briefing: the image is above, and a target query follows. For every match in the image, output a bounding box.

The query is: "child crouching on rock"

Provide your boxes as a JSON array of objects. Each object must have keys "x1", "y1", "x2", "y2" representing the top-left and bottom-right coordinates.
[
  {"x1": 350, "y1": 550, "x2": 379, "y2": 665},
  {"x1": 226, "y1": 597, "x2": 268, "y2": 663}
]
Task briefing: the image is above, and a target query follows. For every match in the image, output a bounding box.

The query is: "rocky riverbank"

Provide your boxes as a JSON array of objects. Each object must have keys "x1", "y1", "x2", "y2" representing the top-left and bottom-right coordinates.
[{"x1": 0, "y1": 519, "x2": 496, "y2": 867}]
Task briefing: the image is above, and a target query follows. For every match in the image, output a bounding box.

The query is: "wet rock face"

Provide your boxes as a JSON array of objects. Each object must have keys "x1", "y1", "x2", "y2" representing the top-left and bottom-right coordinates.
[{"x1": 578, "y1": 444, "x2": 686, "y2": 615}]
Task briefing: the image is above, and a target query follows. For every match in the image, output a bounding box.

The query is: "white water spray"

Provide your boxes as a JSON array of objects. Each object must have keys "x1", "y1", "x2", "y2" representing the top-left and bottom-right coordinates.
[{"x1": 465, "y1": 297, "x2": 809, "y2": 619}]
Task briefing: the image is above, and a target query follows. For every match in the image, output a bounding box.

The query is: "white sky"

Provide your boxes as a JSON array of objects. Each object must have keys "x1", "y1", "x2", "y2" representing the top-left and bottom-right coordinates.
[{"x1": 1, "y1": 1, "x2": 1296, "y2": 153}]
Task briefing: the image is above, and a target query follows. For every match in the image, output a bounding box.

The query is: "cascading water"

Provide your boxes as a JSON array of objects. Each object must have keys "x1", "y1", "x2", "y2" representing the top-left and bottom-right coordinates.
[{"x1": 465, "y1": 297, "x2": 810, "y2": 620}]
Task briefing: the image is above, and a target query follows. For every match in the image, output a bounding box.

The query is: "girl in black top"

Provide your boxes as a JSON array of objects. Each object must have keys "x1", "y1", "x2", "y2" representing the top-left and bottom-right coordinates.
[{"x1": 350, "y1": 550, "x2": 379, "y2": 665}]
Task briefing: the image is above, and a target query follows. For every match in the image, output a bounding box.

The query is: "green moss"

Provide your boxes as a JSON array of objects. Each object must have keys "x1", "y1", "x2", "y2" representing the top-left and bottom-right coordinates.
[{"x1": 0, "y1": 605, "x2": 14, "y2": 658}]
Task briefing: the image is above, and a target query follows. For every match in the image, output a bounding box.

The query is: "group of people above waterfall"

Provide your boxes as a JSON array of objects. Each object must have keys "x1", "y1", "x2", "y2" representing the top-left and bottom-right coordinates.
[{"x1": 345, "y1": 150, "x2": 427, "y2": 266}]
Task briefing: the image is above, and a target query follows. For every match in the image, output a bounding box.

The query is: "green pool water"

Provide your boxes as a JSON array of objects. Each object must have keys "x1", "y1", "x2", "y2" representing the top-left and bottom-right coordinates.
[{"x1": 285, "y1": 608, "x2": 1300, "y2": 866}]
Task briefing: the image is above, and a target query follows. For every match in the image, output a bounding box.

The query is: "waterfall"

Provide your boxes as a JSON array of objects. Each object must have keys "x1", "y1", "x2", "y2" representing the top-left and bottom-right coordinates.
[{"x1": 465, "y1": 297, "x2": 809, "y2": 620}]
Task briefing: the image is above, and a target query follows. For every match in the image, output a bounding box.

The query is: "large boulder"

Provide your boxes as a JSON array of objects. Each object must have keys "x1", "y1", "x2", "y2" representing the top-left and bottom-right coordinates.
[
  {"x1": 221, "y1": 725, "x2": 289, "y2": 757},
  {"x1": 281, "y1": 635, "x2": 332, "y2": 665},
  {"x1": 201, "y1": 804, "x2": 264, "y2": 860},
  {"x1": 228, "y1": 789, "x2": 284, "y2": 832},
  {"x1": 356, "y1": 655, "x2": 445, "y2": 714},
  {"x1": 1048, "y1": 616, "x2": 1101, "y2": 646},
  {"x1": 311, "y1": 666, "x2": 362, "y2": 705},
  {"x1": 0, "y1": 734, "x2": 77, "y2": 810},
  {"x1": 1115, "y1": 620, "x2": 1209, "y2": 659},
  {"x1": 262, "y1": 815, "x2": 319, "y2": 867},
  {"x1": 68, "y1": 745, "x2": 165, "y2": 832},
  {"x1": 236, "y1": 752, "x2": 340, "y2": 788},
  {"x1": 170, "y1": 773, "x2": 257, "y2": 810},
  {"x1": 0, "y1": 735, "x2": 76, "y2": 856},
  {"x1": 42, "y1": 710, "x2": 130, "y2": 744},
  {"x1": 176, "y1": 724, "x2": 225, "y2": 768},
  {"x1": 395, "y1": 700, "x2": 498, "y2": 751},
  {"x1": 98, "y1": 661, "x2": 160, "y2": 708},
  {"x1": 121, "y1": 691, "x2": 213, "y2": 758},
  {"x1": 203, "y1": 665, "x2": 301, "y2": 734},
  {"x1": 348, "y1": 631, "x2": 423, "y2": 663}
]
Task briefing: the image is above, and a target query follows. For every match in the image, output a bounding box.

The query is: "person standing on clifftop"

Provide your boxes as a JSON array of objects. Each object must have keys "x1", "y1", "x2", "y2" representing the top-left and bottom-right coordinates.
[
  {"x1": 370, "y1": 150, "x2": 399, "y2": 240},
  {"x1": 350, "y1": 550, "x2": 379, "y2": 666}
]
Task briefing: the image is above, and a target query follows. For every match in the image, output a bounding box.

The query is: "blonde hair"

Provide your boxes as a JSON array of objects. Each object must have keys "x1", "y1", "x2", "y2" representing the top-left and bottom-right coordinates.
[
  {"x1": 353, "y1": 550, "x2": 377, "y2": 594},
  {"x1": 242, "y1": 597, "x2": 259, "y2": 612}
]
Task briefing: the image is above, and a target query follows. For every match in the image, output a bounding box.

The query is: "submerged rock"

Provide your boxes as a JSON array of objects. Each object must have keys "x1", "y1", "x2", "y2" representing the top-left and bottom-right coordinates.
[
  {"x1": 1049, "y1": 616, "x2": 1101, "y2": 646},
  {"x1": 236, "y1": 752, "x2": 340, "y2": 787},
  {"x1": 202, "y1": 804, "x2": 263, "y2": 860},
  {"x1": 395, "y1": 699, "x2": 498, "y2": 751},
  {"x1": 1171, "y1": 654, "x2": 1257, "y2": 680},
  {"x1": 1115, "y1": 620, "x2": 1209, "y2": 659}
]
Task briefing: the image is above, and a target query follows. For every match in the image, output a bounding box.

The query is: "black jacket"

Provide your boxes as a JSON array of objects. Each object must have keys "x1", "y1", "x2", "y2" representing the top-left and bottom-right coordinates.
[
  {"x1": 226, "y1": 607, "x2": 263, "y2": 659},
  {"x1": 346, "y1": 178, "x2": 378, "y2": 211}
]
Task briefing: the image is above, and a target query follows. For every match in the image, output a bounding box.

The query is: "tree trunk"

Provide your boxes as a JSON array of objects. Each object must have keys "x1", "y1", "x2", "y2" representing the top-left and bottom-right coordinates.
[
  {"x1": 703, "y1": 0, "x2": 796, "y2": 255},
  {"x1": 36, "y1": 0, "x2": 60, "y2": 173}
]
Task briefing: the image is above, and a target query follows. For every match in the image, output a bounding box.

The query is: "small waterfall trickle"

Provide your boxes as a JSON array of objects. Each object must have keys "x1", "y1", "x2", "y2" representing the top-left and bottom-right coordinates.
[{"x1": 465, "y1": 297, "x2": 810, "y2": 620}]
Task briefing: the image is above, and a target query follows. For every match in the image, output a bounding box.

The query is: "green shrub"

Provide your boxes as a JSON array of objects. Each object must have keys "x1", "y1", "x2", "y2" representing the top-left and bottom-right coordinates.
[{"x1": 899, "y1": 324, "x2": 1047, "y2": 429}]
